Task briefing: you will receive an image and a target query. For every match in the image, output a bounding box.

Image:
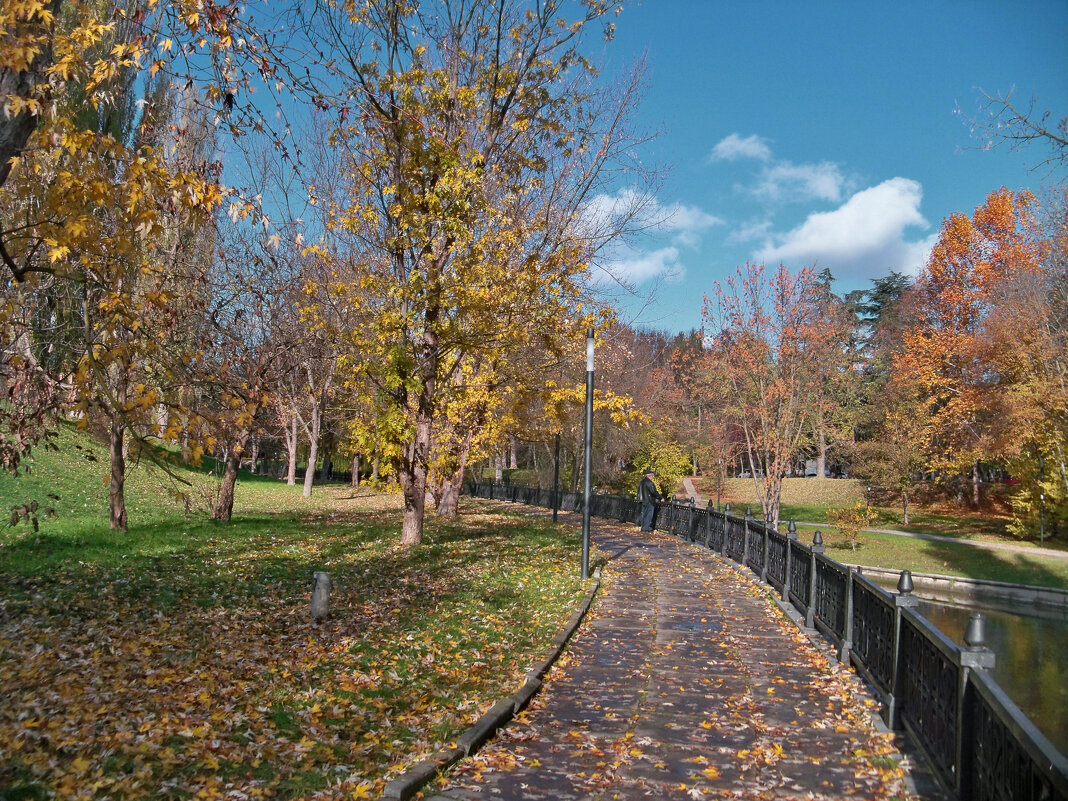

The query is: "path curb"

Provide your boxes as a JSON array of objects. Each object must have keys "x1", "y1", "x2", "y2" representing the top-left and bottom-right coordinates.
[{"x1": 380, "y1": 565, "x2": 603, "y2": 801}]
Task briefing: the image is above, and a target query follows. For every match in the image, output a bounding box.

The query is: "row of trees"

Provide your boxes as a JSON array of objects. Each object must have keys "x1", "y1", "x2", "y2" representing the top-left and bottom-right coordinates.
[
  {"x1": 640, "y1": 185, "x2": 1066, "y2": 539},
  {"x1": 1, "y1": 0, "x2": 657, "y2": 544}
]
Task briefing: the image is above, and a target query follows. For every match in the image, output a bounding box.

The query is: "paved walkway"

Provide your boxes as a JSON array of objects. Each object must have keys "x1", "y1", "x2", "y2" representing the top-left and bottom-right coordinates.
[{"x1": 429, "y1": 520, "x2": 933, "y2": 800}]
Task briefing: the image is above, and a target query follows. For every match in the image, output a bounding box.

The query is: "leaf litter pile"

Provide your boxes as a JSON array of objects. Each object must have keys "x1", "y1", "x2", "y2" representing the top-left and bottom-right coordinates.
[{"x1": 0, "y1": 492, "x2": 585, "y2": 800}]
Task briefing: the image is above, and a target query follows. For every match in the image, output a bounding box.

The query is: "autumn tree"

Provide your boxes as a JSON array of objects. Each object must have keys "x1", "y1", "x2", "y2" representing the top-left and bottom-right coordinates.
[
  {"x1": 852, "y1": 376, "x2": 930, "y2": 525},
  {"x1": 302, "y1": 0, "x2": 650, "y2": 545},
  {"x1": 980, "y1": 184, "x2": 1068, "y2": 535},
  {"x1": 702, "y1": 263, "x2": 830, "y2": 529},
  {"x1": 806, "y1": 270, "x2": 858, "y2": 478},
  {"x1": 897, "y1": 188, "x2": 1044, "y2": 507}
]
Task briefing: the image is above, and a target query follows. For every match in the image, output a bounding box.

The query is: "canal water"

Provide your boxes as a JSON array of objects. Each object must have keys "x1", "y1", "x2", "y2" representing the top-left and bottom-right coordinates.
[{"x1": 912, "y1": 599, "x2": 1068, "y2": 755}]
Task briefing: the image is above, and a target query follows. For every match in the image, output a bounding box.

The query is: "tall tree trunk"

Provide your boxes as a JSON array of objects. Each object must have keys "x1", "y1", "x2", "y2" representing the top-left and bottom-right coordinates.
[
  {"x1": 319, "y1": 429, "x2": 333, "y2": 481},
  {"x1": 109, "y1": 408, "x2": 127, "y2": 531},
  {"x1": 400, "y1": 410, "x2": 432, "y2": 546},
  {"x1": 303, "y1": 399, "x2": 320, "y2": 498},
  {"x1": 902, "y1": 489, "x2": 910, "y2": 527},
  {"x1": 972, "y1": 460, "x2": 981, "y2": 508},
  {"x1": 351, "y1": 454, "x2": 360, "y2": 487},
  {"x1": 372, "y1": 456, "x2": 380, "y2": 483},
  {"x1": 213, "y1": 431, "x2": 249, "y2": 522},
  {"x1": 250, "y1": 436, "x2": 258, "y2": 474},
  {"x1": 437, "y1": 429, "x2": 473, "y2": 519},
  {"x1": 816, "y1": 415, "x2": 827, "y2": 479},
  {"x1": 285, "y1": 415, "x2": 298, "y2": 485},
  {"x1": 509, "y1": 435, "x2": 518, "y2": 470}
]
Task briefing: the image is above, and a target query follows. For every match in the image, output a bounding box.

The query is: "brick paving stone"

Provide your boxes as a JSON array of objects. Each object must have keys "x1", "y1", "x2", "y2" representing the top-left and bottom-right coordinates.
[{"x1": 431, "y1": 518, "x2": 940, "y2": 800}]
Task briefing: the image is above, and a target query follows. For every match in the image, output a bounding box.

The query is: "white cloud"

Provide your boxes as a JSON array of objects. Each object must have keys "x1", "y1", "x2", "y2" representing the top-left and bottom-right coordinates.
[
  {"x1": 595, "y1": 245, "x2": 683, "y2": 286},
  {"x1": 752, "y1": 161, "x2": 848, "y2": 203},
  {"x1": 709, "y1": 133, "x2": 772, "y2": 162},
  {"x1": 727, "y1": 219, "x2": 773, "y2": 244},
  {"x1": 709, "y1": 134, "x2": 848, "y2": 204},
  {"x1": 585, "y1": 191, "x2": 722, "y2": 286},
  {"x1": 754, "y1": 178, "x2": 934, "y2": 280}
]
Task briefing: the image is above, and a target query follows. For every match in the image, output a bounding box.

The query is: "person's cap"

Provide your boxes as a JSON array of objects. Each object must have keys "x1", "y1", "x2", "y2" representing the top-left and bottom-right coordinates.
[{"x1": 643, "y1": 467, "x2": 655, "y2": 475}]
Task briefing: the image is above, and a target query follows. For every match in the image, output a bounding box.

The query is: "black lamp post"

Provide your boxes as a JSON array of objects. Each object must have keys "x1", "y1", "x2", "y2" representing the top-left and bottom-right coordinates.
[{"x1": 581, "y1": 329, "x2": 594, "y2": 579}]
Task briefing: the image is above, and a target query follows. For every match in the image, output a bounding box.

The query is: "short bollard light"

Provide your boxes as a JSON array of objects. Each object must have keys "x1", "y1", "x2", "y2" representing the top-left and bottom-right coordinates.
[{"x1": 311, "y1": 571, "x2": 331, "y2": 622}]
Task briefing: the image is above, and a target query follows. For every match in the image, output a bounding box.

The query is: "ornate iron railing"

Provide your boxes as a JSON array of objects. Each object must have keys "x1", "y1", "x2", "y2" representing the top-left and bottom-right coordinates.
[{"x1": 464, "y1": 481, "x2": 1068, "y2": 800}]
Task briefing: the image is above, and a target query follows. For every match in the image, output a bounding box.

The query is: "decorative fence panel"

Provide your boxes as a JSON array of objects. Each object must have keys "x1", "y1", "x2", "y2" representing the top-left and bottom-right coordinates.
[
  {"x1": 814, "y1": 554, "x2": 850, "y2": 648},
  {"x1": 725, "y1": 514, "x2": 746, "y2": 562},
  {"x1": 898, "y1": 608, "x2": 962, "y2": 788},
  {"x1": 464, "y1": 481, "x2": 1068, "y2": 800},
  {"x1": 766, "y1": 530, "x2": 788, "y2": 593},
  {"x1": 849, "y1": 574, "x2": 896, "y2": 700}
]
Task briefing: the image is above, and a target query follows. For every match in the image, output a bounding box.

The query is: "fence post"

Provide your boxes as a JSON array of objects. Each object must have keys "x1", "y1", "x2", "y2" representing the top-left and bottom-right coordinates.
[
  {"x1": 807, "y1": 530, "x2": 823, "y2": 628},
  {"x1": 688, "y1": 498, "x2": 696, "y2": 542},
  {"x1": 743, "y1": 506, "x2": 753, "y2": 566},
  {"x1": 839, "y1": 567, "x2": 855, "y2": 663},
  {"x1": 721, "y1": 503, "x2": 731, "y2": 556},
  {"x1": 760, "y1": 514, "x2": 771, "y2": 582},
  {"x1": 783, "y1": 520, "x2": 797, "y2": 602},
  {"x1": 888, "y1": 569, "x2": 919, "y2": 730},
  {"x1": 704, "y1": 500, "x2": 715, "y2": 548},
  {"x1": 957, "y1": 613, "x2": 997, "y2": 799}
]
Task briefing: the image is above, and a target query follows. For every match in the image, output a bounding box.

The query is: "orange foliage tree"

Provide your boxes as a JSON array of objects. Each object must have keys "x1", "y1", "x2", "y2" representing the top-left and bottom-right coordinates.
[
  {"x1": 702, "y1": 262, "x2": 838, "y2": 528},
  {"x1": 897, "y1": 187, "x2": 1044, "y2": 506}
]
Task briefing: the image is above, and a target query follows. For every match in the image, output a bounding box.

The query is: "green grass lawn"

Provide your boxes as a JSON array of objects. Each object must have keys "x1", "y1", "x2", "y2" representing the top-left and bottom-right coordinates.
[{"x1": 0, "y1": 429, "x2": 585, "y2": 800}]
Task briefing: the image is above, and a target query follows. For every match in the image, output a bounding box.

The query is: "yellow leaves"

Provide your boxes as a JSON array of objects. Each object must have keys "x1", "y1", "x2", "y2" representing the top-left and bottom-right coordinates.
[{"x1": 700, "y1": 765, "x2": 721, "y2": 779}]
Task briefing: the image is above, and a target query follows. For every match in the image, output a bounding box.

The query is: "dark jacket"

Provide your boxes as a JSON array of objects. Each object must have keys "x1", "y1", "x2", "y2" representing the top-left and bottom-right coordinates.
[{"x1": 638, "y1": 475, "x2": 658, "y2": 505}]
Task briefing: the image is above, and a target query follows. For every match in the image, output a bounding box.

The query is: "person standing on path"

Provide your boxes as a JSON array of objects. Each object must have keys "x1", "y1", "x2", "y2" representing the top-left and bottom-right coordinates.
[{"x1": 638, "y1": 467, "x2": 659, "y2": 532}]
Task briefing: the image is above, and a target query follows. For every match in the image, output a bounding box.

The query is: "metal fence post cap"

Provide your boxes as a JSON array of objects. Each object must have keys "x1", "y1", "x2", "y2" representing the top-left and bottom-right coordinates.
[
  {"x1": 812, "y1": 530, "x2": 823, "y2": 547},
  {"x1": 897, "y1": 569, "x2": 915, "y2": 594},
  {"x1": 963, "y1": 612, "x2": 986, "y2": 647},
  {"x1": 707, "y1": 500, "x2": 714, "y2": 510},
  {"x1": 961, "y1": 612, "x2": 997, "y2": 668},
  {"x1": 787, "y1": 520, "x2": 798, "y2": 540},
  {"x1": 745, "y1": 505, "x2": 753, "y2": 519},
  {"x1": 724, "y1": 502, "x2": 732, "y2": 514}
]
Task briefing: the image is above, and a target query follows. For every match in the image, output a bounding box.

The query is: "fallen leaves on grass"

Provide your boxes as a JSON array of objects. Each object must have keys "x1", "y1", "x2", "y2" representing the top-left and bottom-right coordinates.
[{"x1": 0, "y1": 496, "x2": 584, "y2": 800}]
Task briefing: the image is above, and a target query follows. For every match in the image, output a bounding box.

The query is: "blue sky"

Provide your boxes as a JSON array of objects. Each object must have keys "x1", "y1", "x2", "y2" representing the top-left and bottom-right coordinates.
[{"x1": 592, "y1": 1, "x2": 1068, "y2": 333}]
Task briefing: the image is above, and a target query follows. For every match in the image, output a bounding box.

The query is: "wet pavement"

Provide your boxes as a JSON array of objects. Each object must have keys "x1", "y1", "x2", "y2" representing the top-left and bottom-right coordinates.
[{"x1": 426, "y1": 520, "x2": 929, "y2": 800}]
